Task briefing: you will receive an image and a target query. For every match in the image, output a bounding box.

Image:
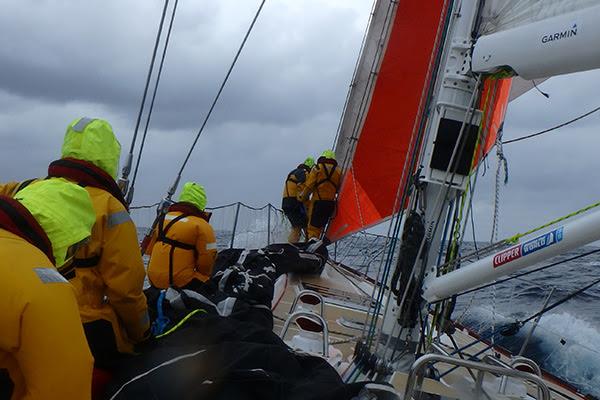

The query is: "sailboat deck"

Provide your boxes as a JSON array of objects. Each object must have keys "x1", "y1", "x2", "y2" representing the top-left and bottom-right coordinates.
[{"x1": 272, "y1": 262, "x2": 587, "y2": 400}]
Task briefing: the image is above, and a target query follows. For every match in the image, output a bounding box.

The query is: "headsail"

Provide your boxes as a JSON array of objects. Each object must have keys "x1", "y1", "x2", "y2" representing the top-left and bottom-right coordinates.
[
  {"x1": 327, "y1": 0, "x2": 450, "y2": 242},
  {"x1": 479, "y1": 0, "x2": 598, "y2": 34}
]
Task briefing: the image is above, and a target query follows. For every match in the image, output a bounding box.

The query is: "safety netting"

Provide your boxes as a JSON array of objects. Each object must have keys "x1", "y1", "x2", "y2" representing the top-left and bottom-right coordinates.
[{"x1": 130, "y1": 202, "x2": 291, "y2": 250}]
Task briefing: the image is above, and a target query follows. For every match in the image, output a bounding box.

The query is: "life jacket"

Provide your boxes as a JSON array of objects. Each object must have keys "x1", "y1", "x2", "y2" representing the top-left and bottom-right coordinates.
[
  {"x1": 0, "y1": 195, "x2": 54, "y2": 264},
  {"x1": 156, "y1": 202, "x2": 211, "y2": 287},
  {"x1": 48, "y1": 157, "x2": 128, "y2": 210}
]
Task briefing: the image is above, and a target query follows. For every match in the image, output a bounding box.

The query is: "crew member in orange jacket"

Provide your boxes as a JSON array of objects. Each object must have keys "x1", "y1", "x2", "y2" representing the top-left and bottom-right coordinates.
[
  {"x1": 147, "y1": 182, "x2": 218, "y2": 289},
  {"x1": 47, "y1": 117, "x2": 150, "y2": 368},
  {"x1": 0, "y1": 178, "x2": 96, "y2": 400},
  {"x1": 299, "y1": 150, "x2": 342, "y2": 240},
  {"x1": 282, "y1": 157, "x2": 314, "y2": 242}
]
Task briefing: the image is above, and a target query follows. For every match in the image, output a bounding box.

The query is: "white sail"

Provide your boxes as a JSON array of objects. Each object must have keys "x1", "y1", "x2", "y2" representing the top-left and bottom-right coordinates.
[{"x1": 479, "y1": 0, "x2": 599, "y2": 34}]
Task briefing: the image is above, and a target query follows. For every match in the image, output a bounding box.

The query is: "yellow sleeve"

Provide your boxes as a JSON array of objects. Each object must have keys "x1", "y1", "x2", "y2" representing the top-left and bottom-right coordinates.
[
  {"x1": 196, "y1": 220, "x2": 218, "y2": 277},
  {"x1": 143, "y1": 225, "x2": 159, "y2": 255},
  {"x1": 16, "y1": 274, "x2": 93, "y2": 399},
  {"x1": 299, "y1": 168, "x2": 318, "y2": 202},
  {"x1": 99, "y1": 200, "x2": 150, "y2": 343},
  {"x1": 0, "y1": 181, "x2": 22, "y2": 197}
]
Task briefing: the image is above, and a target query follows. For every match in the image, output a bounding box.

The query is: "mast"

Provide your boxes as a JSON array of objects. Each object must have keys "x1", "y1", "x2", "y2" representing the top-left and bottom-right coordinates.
[
  {"x1": 416, "y1": 1, "x2": 600, "y2": 307},
  {"x1": 377, "y1": 0, "x2": 485, "y2": 369}
]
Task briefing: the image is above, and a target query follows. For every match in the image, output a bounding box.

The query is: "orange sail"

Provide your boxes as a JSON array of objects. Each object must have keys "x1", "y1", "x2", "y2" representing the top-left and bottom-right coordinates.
[
  {"x1": 327, "y1": 1, "x2": 450, "y2": 242},
  {"x1": 474, "y1": 77, "x2": 513, "y2": 166}
]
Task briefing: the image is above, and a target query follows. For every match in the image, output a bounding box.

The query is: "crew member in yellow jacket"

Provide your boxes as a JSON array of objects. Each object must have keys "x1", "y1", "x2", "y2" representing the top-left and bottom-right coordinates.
[
  {"x1": 281, "y1": 157, "x2": 314, "y2": 242},
  {"x1": 46, "y1": 117, "x2": 150, "y2": 367},
  {"x1": 0, "y1": 178, "x2": 96, "y2": 400},
  {"x1": 299, "y1": 150, "x2": 342, "y2": 240},
  {"x1": 147, "y1": 182, "x2": 218, "y2": 289}
]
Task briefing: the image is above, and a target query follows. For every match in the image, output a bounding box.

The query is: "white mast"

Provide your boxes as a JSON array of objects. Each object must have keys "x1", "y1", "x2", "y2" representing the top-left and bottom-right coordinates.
[{"x1": 378, "y1": 0, "x2": 484, "y2": 368}]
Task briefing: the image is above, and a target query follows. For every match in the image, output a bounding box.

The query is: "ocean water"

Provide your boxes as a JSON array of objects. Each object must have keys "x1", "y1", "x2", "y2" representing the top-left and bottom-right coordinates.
[{"x1": 333, "y1": 235, "x2": 600, "y2": 398}]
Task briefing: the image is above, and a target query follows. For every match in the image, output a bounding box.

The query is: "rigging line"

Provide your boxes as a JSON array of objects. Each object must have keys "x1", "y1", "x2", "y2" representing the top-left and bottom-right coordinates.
[
  {"x1": 371, "y1": 0, "x2": 452, "y2": 343},
  {"x1": 444, "y1": 197, "x2": 600, "y2": 271},
  {"x1": 167, "y1": 0, "x2": 266, "y2": 199},
  {"x1": 123, "y1": 0, "x2": 170, "y2": 171},
  {"x1": 435, "y1": 247, "x2": 600, "y2": 303},
  {"x1": 338, "y1": 0, "x2": 397, "y2": 173},
  {"x1": 453, "y1": 76, "x2": 501, "y2": 262},
  {"x1": 130, "y1": 202, "x2": 161, "y2": 210},
  {"x1": 331, "y1": 0, "x2": 378, "y2": 148},
  {"x1": 129, "y1": 0, "x2": 180, "y2": 202},
  {"x1": 502, "y1": 105, "x2": 600, "y2": 145},
  {"x1": 521, "y1": 274, "x2": 600, "y2": 325},
  {"x1": 369, "y1": 0, "x2": 452, "y2": 347},
  {"x1": 506, "y1": 199, "x2": 600, "y2": 244},
  {"x1": 392, "y1": 75, "x2": 483, "y2": 339}
]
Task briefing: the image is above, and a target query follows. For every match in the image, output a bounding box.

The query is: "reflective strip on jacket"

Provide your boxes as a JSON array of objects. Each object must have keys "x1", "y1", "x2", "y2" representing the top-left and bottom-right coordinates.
[
  {"x1": 70, "y1": 186, "x2": 149, "y2": 354},
  {"x1": 300, "y1": 161, "x2": 341, "y2": 201},
  {"x1": 147, "y1": 211, "x2": 218, "y2": 289},
  {"x1": 0, "y1": 229, "x2": 93, "y2": 399}
]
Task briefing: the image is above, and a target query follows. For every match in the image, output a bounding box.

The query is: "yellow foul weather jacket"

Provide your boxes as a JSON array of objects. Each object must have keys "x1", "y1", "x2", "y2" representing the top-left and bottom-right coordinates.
[
  {"x1": 48, "y1": 117, "x2": 150, "y2": 356},
  {"x1": 0, "y1": 181, "x2": 96, "y2": 400},
  {"x1": 0, "y1": 230, "x2": 94, "y2": 400},
  {"x1": 299, "y1": 159, "x2": 341, "y2": 202},
  {"x1": 71, "y1": 186, "x2": 150, "y2": 353},
  {"x1": 147, "y1": 206, "x2": 218, "y2": 288}
]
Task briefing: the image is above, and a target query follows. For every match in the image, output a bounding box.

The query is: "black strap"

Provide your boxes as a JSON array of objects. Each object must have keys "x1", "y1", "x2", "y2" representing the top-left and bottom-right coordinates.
[
  {"x1": 315, "y1": 164, "x2": 337, "y2": 199},
  {"x1": 157, "y1": 213, "x2": 197, "y2": 287},
  {"x1": 15, "y1": 178, "x2": 37, "y2": 194},
  {"x1": 284, "y1": 168, "x2": 305, "y2": 198},
  {"x1": 73, "y1": 254, "x2": 102, "y2": 268}
]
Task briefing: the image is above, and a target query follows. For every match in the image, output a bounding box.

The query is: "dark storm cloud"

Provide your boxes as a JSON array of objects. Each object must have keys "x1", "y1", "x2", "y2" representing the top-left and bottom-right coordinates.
[
  {"x1": 0, "y1": 1, "x2": 365, "y2": 132},
  {"x1": 0, "y1": 0, "x2": 370, "y2": 210},
  {"x1": 2, "y1": 0, "x2": 600, "y2": 242}
]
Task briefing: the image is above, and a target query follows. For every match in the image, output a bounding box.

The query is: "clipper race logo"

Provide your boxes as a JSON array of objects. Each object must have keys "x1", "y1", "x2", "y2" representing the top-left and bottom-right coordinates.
[
  {"x1": 542, "y1": 24, "x2": 577, "y2": 43},
  {"x1": 493, "y1": 227, "x2": 564, "y2": 268}
]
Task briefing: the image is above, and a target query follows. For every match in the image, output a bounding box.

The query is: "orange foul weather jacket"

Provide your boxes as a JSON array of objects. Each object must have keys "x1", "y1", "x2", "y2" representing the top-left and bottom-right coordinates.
[
  {"x1": 147, "y1": 204, "x2": 218, "y2": 289},
  {"x1": 0, "y1": 230, "x2": 93, "y2": 400}
]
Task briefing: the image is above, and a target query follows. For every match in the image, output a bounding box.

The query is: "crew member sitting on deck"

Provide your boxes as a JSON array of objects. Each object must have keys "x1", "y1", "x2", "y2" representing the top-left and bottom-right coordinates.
[
  {"x1": 282, "y1": 157, "x2": 314, "y2": 242},
  {"x1": 147, "y1": 182, "x2": 218, "y2": 290},
  {"x1": 0, "y1": 178, "x2": 96, "y2": 400},
  {"x1": 48, "y1": 117, "x2": 150, "y2": 369},
  {"x1": 299, "y1": 150, "x2": 341, "y2": 240}
]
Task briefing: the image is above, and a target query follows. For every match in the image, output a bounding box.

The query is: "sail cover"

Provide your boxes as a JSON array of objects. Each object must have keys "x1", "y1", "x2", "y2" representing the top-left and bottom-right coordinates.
[{"x1": 327, "y1": 0, "x2": 450, "y2": 241}]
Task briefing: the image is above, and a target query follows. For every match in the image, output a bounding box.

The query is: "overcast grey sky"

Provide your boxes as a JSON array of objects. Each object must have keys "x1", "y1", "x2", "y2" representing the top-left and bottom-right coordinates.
[{"x1": 1, "y1": 0, "x2": 599, "y2": 241}]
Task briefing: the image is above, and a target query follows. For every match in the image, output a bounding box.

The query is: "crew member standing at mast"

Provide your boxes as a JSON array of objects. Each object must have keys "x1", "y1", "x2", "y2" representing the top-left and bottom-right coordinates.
[
  {"x1": 282, "y1": 157, "x2": 314, "y2": 242},
  {"x1": 299, "y1": 150, "x2": 341, "y2": 240},
  {"x1": 47, "y1": 117, "x2": 150, "y2": 368}
]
